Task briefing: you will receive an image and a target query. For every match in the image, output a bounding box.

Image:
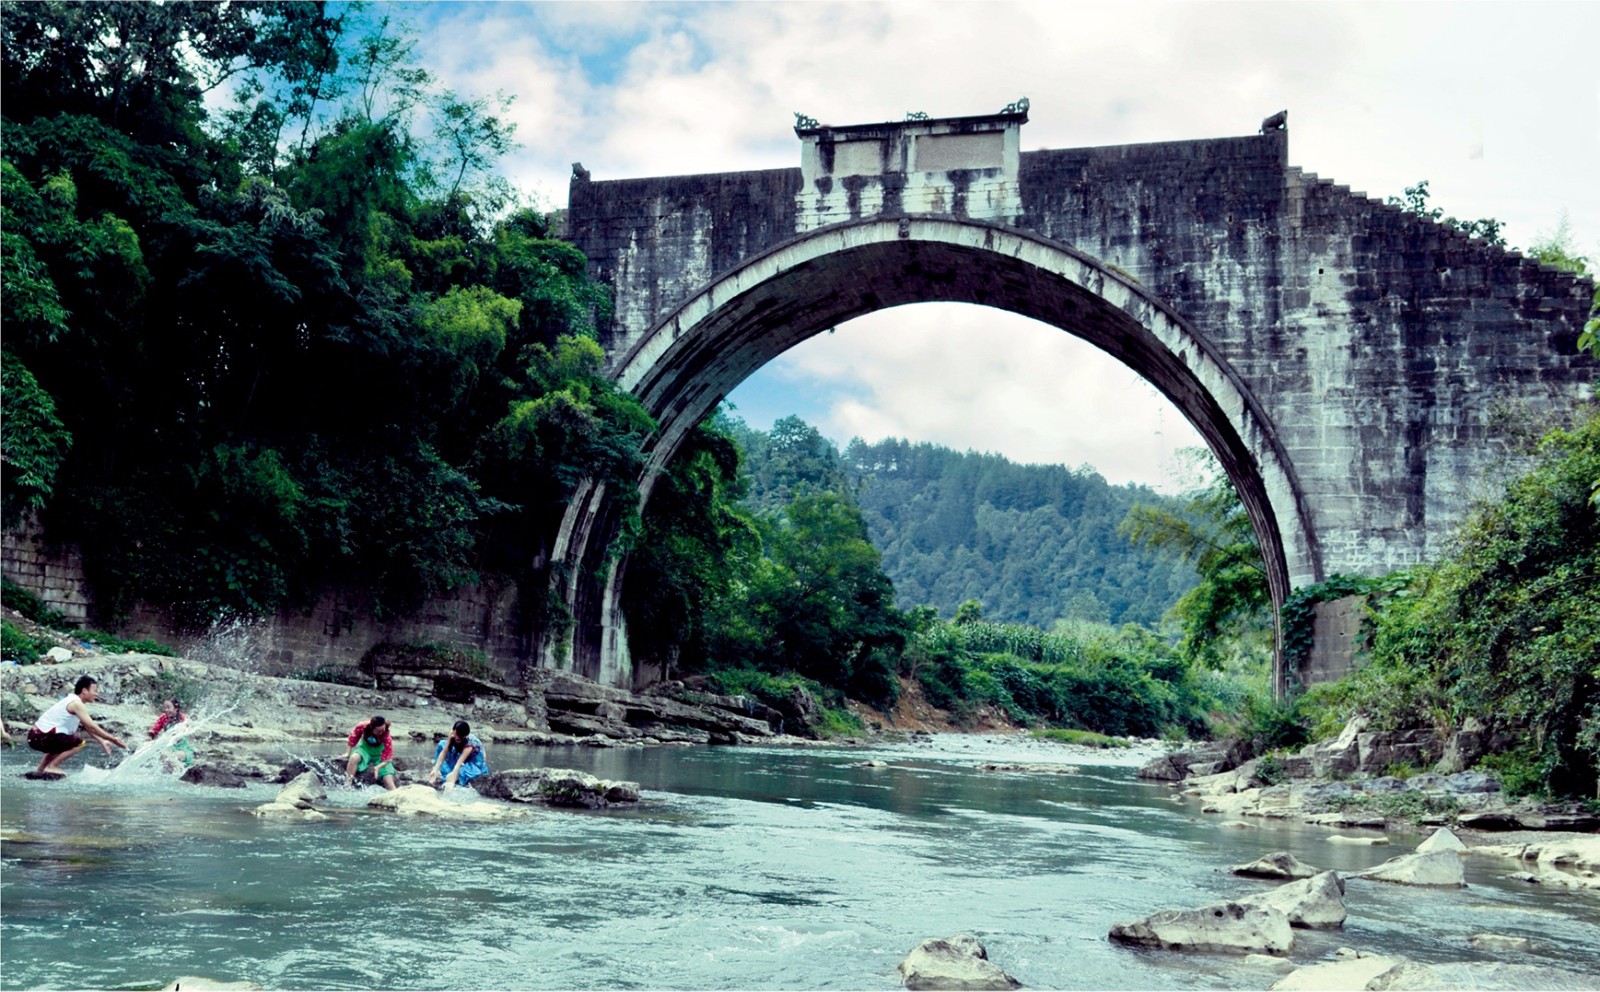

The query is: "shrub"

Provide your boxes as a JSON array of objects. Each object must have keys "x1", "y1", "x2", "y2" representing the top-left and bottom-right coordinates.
[
  {"x1": 1, "y1": 578, "x2": 71, "y2": 629},
  {"x1": 1476, "y1": 745, "x2": 1548, "y2": 799},
  {"x1": 1031, "y1": 728, "x2": 1130, "y2": 748},
  {"x1": 77, "y1": 629, "x2": 177, "y2": 656},
  {"x1": 2, "y1": 620, "x2": 54, "y2": 663},
  {"x1": 287, "y1": 665, "x2": 372, "y2": 688},
  {"x1": 1255, "y1": 752, "x2": 1289, "y2": 785}
]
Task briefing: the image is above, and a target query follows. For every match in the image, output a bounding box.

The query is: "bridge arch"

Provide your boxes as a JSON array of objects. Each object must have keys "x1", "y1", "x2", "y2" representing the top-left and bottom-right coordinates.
[{"x1": 545, "y1": 216, "x2": 1321, "y2": 691}]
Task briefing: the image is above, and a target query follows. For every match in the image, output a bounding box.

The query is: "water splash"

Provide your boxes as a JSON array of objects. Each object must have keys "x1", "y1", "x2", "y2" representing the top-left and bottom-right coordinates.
[
  {"x1": 187, "y1": 613, "x2": 272, "y2": 675},
  {"x1": 81, "y1": 702, "x2": 240, "y2": 785}
]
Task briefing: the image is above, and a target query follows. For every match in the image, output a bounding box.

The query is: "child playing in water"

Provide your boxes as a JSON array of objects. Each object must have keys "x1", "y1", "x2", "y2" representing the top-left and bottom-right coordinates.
[
  {"x1": 341, "y1": 715, "x2": 398, "y2": 790},
  {"x1": 148, "y1": 697, "x2": 195, "y2": 771},
  {"x1": 426, "y1": 720, "x2": 488, "y2": 789}
]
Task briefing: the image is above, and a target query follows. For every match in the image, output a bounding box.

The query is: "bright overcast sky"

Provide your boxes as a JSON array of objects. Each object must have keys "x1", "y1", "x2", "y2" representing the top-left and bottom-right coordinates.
[{"x1": 412, "y1": 1, "x2": 1600, "y2": 492}]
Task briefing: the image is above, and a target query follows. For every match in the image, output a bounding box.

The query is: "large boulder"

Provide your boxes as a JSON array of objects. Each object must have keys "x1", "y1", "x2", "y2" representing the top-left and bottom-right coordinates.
[
  {"x1": 1232, "y1": 852, "x2": 1321, "y2": 880},
  {"x1": 1441, "y1": 771, "x2": 1501, "y2": 794},
  {"x1": 1368, "y1": 960, "x2": 1598, "y2": 990},
  {"x1": 472, "y1": 768, "x2": 641, "y2": 808},
  {"x1": 1137, "y1": 742, "x2": 1246, "y2": 782},
  {"x1": 1355, "y1": 729, "x2": 1440, "y2": 776},
  {"x1": 1270, "y1": 955, "x2": 1405, "y2": 991},
  {"x1": 1108, "y1": 901, "x2": 1293, "y2": 955},
  {"x1": 179, "y1": 765, "x2": 247, "y2": 789},
  {"x1": 366, "y1": 784, "x2": 527, "y2": 822},
  {"x1": 1300, "y1": 716, "x2": 1366, "y2": 779},
  {"x1": 897, "y1": 935, "x2": 1020, "y2": 991},
  {"x1": 1433, "y1": 717, "x2": 1490, "y2": 774},
  {"x1": 1354, "y1": 850, "x2": 1466, "y2": 887},
  {"x1": 250, "y1": 801, "x2": 328, "y2": 820},
  {"x1": 1529, "y1": 836, "x2": 1600, "y2": 869},
  {"x1": 1242, "y1": 871, "x2": 1346, "y2": 929},
  {"x1": 1414, "y1": 827, "x2": 1467, "y2": 855},
  {"x1": 275, "y1": 771, "x2": 326, "y2": 809}
]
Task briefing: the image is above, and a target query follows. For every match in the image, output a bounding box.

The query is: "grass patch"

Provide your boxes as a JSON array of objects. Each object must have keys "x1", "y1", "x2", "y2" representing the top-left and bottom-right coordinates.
[
  {"x1": 286, "y1": 665, "x2": 373, "y2": 688},
  {"x1": 2, "y1": 579, "x2": 71, "y2": 629},
  {"x1": 77, "y1": 629, "x2": 177, "y2": 656},
  {"x1": 1030, "y1": 728, "x2": 1132, "y2": 748},
  {"x1": 2, "y1": 620, "x2": 55, "y2": 663},
  {"x1": 1312, "y1": 790, "x2": 1461, "y2": 825},
  {"x1": 1255, "y1": 752, "x2": 1290, "y2": 785},
  {"x1": 816, "y1": 704, "x2": 865, "y2": 739}
]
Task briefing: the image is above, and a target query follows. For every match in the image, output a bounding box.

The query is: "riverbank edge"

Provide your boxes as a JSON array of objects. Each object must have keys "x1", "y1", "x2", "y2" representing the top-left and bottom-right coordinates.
[{"x1": 1143, "y1": 740, "x2": 1600, "y2": 882}]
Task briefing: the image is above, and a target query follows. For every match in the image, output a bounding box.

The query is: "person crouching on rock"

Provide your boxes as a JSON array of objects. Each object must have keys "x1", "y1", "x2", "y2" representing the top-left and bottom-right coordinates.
[
  {"x1": 28, "y1": 675, "x2": 127, "y2": 778},
  {"x1": 341, "y1": 715, "x2": 398, "y2": 790},
  {"x1": 149, "y1": 697, "x2": 195, "y2": 771},
  {"x1": 426, "y1": 720, "x2": 488, "y2": 790}
]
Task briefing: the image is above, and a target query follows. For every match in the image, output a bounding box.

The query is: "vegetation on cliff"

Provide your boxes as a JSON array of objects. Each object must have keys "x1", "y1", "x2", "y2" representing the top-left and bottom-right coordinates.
[{"x1": 1, "y1": 4, "x2": 649, "y2": 629}]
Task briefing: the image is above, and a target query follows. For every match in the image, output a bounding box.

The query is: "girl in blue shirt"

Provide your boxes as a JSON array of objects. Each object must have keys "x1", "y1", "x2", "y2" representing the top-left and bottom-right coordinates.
[{"x1": 427, "y1": 720, "x2": 488, "y2": 788}]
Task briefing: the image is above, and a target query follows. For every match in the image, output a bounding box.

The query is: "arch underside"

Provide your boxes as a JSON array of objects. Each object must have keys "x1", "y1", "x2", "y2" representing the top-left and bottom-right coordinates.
[{"x1": 552, "y1": 219, "x2": 1319, "y2": 693}]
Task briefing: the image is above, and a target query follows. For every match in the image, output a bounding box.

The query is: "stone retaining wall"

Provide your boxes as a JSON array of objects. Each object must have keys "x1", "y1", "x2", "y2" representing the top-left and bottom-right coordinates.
[
  {"x1": 1, "y1": 520, "x2": 92, "y2": 625},
  {"x1": 3, "y1": 524, "x2": 529, "y2": 684}
]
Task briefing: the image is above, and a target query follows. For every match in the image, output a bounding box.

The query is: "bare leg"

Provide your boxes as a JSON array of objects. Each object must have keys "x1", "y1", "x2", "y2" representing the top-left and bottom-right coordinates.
[
  {"x1": 37, "y1": 741, "x2": 85, "y2": 775},
  {"x1": 379, "y1": 772, "x2": 397, "y2": 791},
  {"x1": 344, "y1": 753, "x2": 360, "y2": 787}
]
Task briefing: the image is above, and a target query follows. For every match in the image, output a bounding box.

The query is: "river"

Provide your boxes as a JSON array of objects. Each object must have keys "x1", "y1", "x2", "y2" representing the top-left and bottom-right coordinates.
[{"x1": 3, "y1": 734, "x2": 1598, "y2": 990}]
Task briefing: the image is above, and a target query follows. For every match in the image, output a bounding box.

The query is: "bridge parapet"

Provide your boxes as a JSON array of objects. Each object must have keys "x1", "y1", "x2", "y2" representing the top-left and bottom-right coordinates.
[{"x1": 794, "y1": 109, "x2": 1025, "y2": 231}]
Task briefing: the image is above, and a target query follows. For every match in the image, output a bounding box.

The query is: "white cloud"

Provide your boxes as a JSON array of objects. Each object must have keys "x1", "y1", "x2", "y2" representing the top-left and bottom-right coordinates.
[
  {"x1": 415, "y1": 1, "x2": 1599, "y2": 489},
  {"x1": 750, "y1": 305, "x2": 1207, "y2": 491}
]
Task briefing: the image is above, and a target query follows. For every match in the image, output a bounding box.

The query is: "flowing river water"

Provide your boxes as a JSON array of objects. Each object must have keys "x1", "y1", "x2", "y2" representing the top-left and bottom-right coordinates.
[{"x1": 3, "y1": 734, "x2": 1598, "y2": 990}]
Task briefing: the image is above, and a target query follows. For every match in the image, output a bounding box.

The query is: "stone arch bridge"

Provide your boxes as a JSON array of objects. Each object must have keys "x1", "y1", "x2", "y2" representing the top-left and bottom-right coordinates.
[{"x1": 549, "y1": 109, "x2": 1594, "y2": 694}]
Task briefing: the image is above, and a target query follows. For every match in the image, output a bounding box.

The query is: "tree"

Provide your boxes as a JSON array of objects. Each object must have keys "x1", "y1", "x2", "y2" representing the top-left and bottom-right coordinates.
[
  {"x1": 623, "y1": 423, "x2": 760, "y2": 679},
  {"x1": 953, "y1": 599, "x2": 985, "y2": 625},
  {"x1": 1527, "y1": 214, "x2": 1600, "y2": 362},
  {"x1": 1388, "y1": 179, "x2": 1506, "y2": 247},
  {"x1": 1120, "y1": 455, "x2": 1271, "y2": 669},
  {"x1": 739, "y1": 492, "x2": 906, "y2": 703}
]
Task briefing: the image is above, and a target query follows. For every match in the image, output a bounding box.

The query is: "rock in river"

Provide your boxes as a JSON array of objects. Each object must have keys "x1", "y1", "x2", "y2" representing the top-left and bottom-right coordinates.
[
  {"x1": 1232, "y1": 852, "x2": 1320, "y2": 879},
  {"x1": 367, "y1": 784, "x2": 527, "y2": 821},
  {"x1": 1367, "y1": 960, "x2": 1597, "y2": 990},
  {"x1": 1353, "y1": 850, "x2": 1465, "y2": 888},
  {"x1": 274, "y1": 771, "x2": 326, "y2": 809},
  {"x1": 1240, "y1": 871, "x2": 1346, "y2": 929},
  {"x1": 1108, "y1": 901, "x2": 1293, "y2": 955},
  {"x1": 897, "y1": 934, "x2": 1020, "y2": 991},
  {"x1": 472, "y1": 768, "x2": 641, "y2": 808},
  {"x1": 1414, "y1": 827, "x2": 1467, "y2": 855},
  {"x1": 1270, "y1": 954, "x2": 1405, "y2": 991}
]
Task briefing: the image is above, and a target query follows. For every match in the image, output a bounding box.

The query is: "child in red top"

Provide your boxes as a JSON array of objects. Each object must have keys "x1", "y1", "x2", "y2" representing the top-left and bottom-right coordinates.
[
  {"x1": 148, "y1": 697, "x2": 195, "y2": 769},
  {"x1": 149, "y1": 697, "x2": 185, "y2": 738},
  {"x1": 340, "y1": 715, "x2": 397, "y2": 790}
]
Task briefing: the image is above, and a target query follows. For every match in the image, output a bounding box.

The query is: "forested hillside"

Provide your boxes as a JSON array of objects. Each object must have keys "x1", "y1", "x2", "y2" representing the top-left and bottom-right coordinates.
[
  {"x1": 846, "y1": 437, "x2": 1196, "y2": 627},
  {"x1": 723, "y1": 416, "x2": 1196, "y2": 628}
]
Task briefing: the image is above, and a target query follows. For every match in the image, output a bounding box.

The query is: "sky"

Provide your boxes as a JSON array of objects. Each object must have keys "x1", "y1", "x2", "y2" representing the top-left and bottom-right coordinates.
[{"x1": 409, "y1": 1, "x2": 1600, "y2": 492}]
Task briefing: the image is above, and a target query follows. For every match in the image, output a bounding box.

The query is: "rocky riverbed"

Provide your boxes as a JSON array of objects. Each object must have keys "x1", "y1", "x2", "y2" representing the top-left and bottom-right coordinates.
[
  {"x1": 0, "y1": 649, "x2": 839, "y2": 759},
  {"x1": 1136, "y1": 724, "x2": 1600, "y2": 897}
]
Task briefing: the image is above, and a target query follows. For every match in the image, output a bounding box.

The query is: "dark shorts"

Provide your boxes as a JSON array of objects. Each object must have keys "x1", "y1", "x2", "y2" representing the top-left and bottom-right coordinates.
[{"x1": 28, "y1": 728, "x2": 84, "y2": 754}]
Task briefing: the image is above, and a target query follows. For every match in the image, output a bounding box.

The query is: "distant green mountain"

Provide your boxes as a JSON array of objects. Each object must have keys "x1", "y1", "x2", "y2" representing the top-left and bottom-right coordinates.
[{"x1": 721, "y1": 415, "x2": 1196, "y2": 628}]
